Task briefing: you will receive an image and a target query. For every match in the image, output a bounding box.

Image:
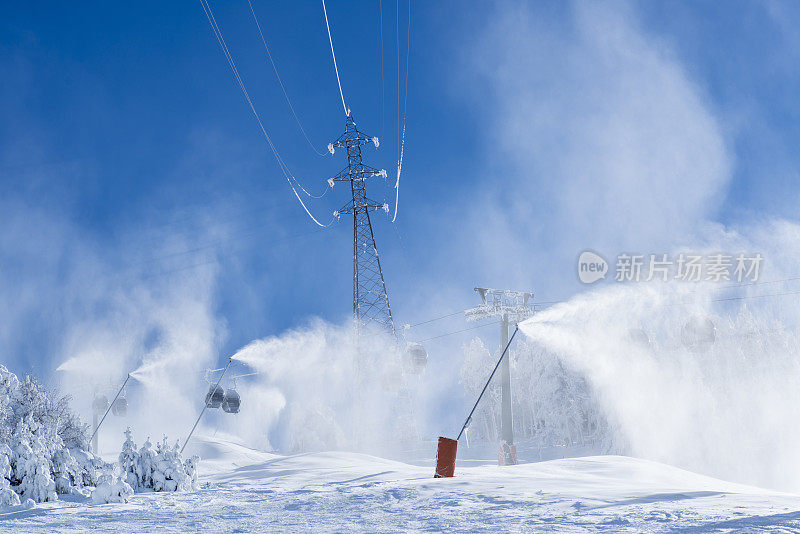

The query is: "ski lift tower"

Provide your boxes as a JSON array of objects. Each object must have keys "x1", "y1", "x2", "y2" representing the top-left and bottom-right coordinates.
[
  {"x1": 328, "y1": 113, "x2": 396, "y2": 339},
  {"x1": 465, "y1": 287, "x2": 533, "y2": 463}
]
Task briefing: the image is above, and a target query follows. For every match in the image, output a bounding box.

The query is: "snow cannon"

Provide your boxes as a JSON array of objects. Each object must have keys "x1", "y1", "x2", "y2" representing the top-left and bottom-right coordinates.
[
  {"x1": 205, "y1": 384, "x2": 225, "y2": 408},
  {"x1": 92, "y1": 394, "x2": 109, "y2": 415},
  {"x1": 222, "y1": 388, "x2": 240, "y2": 414},
  {"x1": 434, "y1": 436, "x2": 457, "y2": 478},
  {"x1": 681, "y1": 316, "x2": 716, "y2": 352},
  {"x1": 112, "y1": 396, "x2": 128, "y2": 417},
  {"x1": 403, "y1": 342, "x2": 428, "y2": 374}
]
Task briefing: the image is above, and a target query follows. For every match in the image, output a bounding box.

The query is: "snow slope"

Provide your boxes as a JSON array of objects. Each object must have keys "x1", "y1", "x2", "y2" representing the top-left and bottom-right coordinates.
[{"x1": 1, "y1": 436, "x2": 799, "y2": 532}]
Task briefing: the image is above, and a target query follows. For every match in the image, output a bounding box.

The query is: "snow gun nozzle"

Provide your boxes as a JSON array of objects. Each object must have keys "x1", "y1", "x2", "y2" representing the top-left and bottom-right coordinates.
[{"x1": 434, "y1": 436, "x2": 457, "y2": 478}]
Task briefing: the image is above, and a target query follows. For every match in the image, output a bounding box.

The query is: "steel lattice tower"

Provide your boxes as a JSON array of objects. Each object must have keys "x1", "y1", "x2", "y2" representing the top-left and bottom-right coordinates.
[{"x1": 330, "y1": 114, "x2": 396, "y2": 337}]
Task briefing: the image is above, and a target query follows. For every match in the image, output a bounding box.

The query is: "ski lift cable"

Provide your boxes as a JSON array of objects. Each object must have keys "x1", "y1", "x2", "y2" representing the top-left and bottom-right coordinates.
[
  {"x1": 138, "y1": 212, "x2": 326, "y2": 265},
  {"x1": 401, "y1": 277, "x2": 800, "y2": 337},
  {"x1": 410, "y1": 289, "x2": 800, "y2": 346},
  {"x1": 405, "y1": 300, "x2": 562, "y2": 330},
  {"x1": 405, "y1": 310, "x2": 466, "y2": 328},
  {"x1": 414, "y1": 320, "x2": 502, "y2": 343},
  {"x1": 136, "y1": 225, "x2": 343, "y2": 281},
  {"x1": 718, "y1": 274, "x2": 800, "y2": 290},
  {"x1": 710, "y1": 288, "x2": 800, "y2": 304},
  {"x1": 199, "y1": 0, "x2": 333, "y2": 226},
  {"x1": 390, "y1": 0, "x2": 410, "y2": 224},
  {"x1": 246, "y1": 0, "x2": 326, "y2": 156},
  {"x1": 321, "y1": 0, "x2": 349, "y2": 116},
  {"x1": 407, "y1": 276, "x2": 800, "y2": 329}
]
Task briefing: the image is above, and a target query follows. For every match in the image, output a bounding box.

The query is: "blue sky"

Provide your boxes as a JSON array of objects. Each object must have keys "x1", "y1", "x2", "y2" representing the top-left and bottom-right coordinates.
[{"x1": 2, "y1": 0, "x2": 800, "y2": 381}]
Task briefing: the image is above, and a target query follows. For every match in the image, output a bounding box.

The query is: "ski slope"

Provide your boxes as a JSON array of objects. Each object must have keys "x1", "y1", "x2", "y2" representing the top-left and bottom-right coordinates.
[{"x1": 1, "y1": 436, "x2": 799, "y2": 532}]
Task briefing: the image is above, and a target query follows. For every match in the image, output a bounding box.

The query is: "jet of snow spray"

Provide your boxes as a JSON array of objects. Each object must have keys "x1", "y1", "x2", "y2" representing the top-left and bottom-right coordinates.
[
  {"x1": 519, "y1": 281, "x2": 800, "y2": 491},
  {"x1": 228, "y1": 320, "x2": 414, "y2": 454}
]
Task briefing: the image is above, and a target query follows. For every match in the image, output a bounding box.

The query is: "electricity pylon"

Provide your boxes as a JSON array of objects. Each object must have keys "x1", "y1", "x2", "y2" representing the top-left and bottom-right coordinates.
[
  {"x1": 329, "y1": 114, "x2": 396, "y2": 338},
  {"x1": 465, "y1": 288, "x2": 533, "y2": 463}
]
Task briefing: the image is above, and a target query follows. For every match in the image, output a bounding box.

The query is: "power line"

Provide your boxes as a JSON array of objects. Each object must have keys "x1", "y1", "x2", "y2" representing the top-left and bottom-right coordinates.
[
  {"x1": 199, "y1": 0, "x2": 333, "y2": 226},
  {"x1": 321, "y1": 0, "x2": 348, "y2": 116},
  {"x1": 378, "y1": 0, "x2": 385, "y2": 140},
  {"x1": 391, "y1": 0, "x2": 410, "y2": 223},
  {"x1": 246, "y1": 0, "x2": 326, "y2": 157}
]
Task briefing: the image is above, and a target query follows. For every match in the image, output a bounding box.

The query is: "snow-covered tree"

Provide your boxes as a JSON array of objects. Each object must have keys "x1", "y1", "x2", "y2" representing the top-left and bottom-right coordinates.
[
  {"x1": 0, "y1": 364, "x2": 109, "y2": 505},
  {"x1": 460, "y1": 338, "x2": 500, "y2": 441},
  {"x1": 91, "y1": 474, "x2": 134, "y2": 504},
  {"x1": 136, "y1": 437, "x2": 156, "y2": 490},
  {"x1": 118, "y1": 427, "x2": 139, "y2": 490},
  {"x1": 460, "y1": 337, "x2": 611, "y2": 451},
  {"x1": 117, "y1": 430, "x2": 197, "y2": 493},
  {"x1": 0, "y1": 444, "x2": 20, "y2": 506}
]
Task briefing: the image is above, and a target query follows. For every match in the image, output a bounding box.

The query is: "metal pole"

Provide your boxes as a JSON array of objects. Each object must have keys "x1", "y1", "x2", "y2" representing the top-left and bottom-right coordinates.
[
  {"x1": 499, "y1": 313, "x2": 514, "y2": 446},
  {"x1": 92, "y1": 412, "x2": 98, "y2": 454},
  {"x1": 181, "y1": 358, "x2": 232, "y2": 455},
  {"x1": 456, "y1": 326, "x2": 519, "y2": 441},
  {"x1": 88, "y1": 373, "x2": 131, "y2": 452}
]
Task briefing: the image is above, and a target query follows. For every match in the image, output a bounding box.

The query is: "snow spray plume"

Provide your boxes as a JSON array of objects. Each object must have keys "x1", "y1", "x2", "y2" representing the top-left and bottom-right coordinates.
[
  {"x1": 0, "y1": 193, "x2": 232, "y2": 454},
  {"x1": 520, "y1": 276, "x2": 800, "y2": 492},
  {"x1": 225, "y1": 319, "x2": 420, "y2": 455}
]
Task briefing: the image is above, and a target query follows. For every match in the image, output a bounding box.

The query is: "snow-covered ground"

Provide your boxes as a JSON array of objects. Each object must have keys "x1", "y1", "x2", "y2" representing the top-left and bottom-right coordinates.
[{"x1": 1, "y1": 436, "x2": 799, "y2": 533}]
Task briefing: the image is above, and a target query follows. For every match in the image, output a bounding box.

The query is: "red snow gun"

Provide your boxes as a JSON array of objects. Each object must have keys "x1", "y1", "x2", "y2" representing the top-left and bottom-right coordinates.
[{"x1": 434, "y1": 326, "x2": 519, "y2": 478}]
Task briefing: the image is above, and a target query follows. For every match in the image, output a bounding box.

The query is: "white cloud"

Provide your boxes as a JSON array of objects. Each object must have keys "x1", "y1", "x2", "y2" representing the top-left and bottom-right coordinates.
[{"x1": 460, "y1": 1, "x2": 731, "y2": 281}]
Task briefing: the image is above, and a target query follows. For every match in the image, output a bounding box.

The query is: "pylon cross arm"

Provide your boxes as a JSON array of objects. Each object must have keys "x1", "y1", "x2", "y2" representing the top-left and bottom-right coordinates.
[{"x1": 331, "y1": 132, "x2": 373, "y2": 150}]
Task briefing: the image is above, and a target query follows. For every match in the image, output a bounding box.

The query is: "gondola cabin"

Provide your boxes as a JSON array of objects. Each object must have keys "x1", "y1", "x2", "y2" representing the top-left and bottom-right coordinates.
[
  {"x1": 205, "y1": 384, "x2": 225, "y2": 408},
  {"x1": 112, "y1": 396, "x2": 128, "y2": 417},
  {"x1": 92, "y1": 394, "x2": 109, "y2": 415},
  {"x1": 403, "y1": 342, "x2": 428, "y2": 374},
  {"x1": 681, "y1": 316, "x2": 716, "y2": 352},
  {"x1": 222, "y1": 389, "x2": 240, "y2": 414}
]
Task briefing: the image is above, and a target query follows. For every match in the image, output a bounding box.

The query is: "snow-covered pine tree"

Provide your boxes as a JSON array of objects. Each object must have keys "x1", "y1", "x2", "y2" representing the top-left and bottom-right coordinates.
[
  {"x1": 116, "y1": 430, "x2": 196, "y2": 493},
  {"x1": 91, "y1": 473, "x2": 134, "y2": 504},
  {"x1": 119, "y1": 427, "x2": 138, "y2": 490},
  {"x1": 153, "y1": 436, "x2": 189, "y2": 492},
  {"x1": 459, "y1": 337, "x2": 611, "y2": 451},
  {"x1": 11, "y1": 416, "x2": 57, "y2": 503},
  {"x1": 0, "y1": 443, "x2": 20, "y2": 506},
  {"x1": 136, "y1": 437, "x2": 156, "y2": 490},
  {"x1": 0, "y1": 364, "x2": 110, "y2": 504}
]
